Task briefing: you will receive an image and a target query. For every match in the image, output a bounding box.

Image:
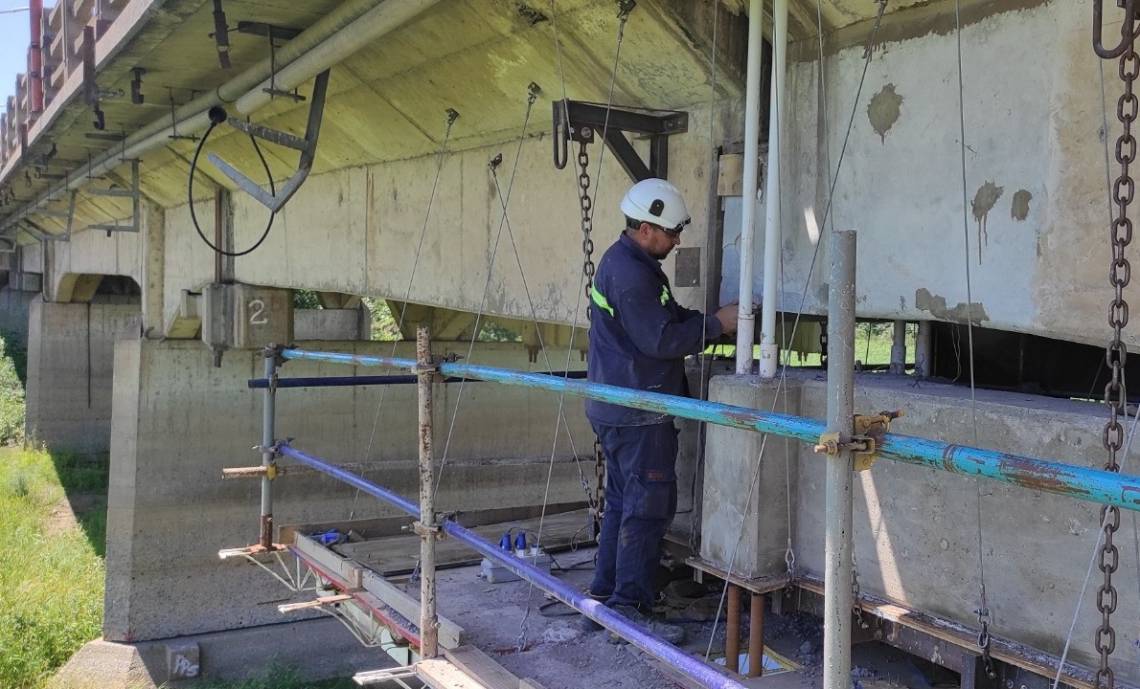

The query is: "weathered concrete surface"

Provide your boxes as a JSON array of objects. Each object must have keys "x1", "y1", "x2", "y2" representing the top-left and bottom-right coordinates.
[
  {"x1": 700, "y1": 374, "x2": 798, "y2": 580},
  {"x1": 50, "y1": 618, "x2": 383, "y2": 689},
  {"x1": 0, "y1": 287, "x2": 37, "y2": 347},
  {"x1": 25, "y1": 296, "x2": 141, "y2": 455},
  {"x1": 720, "y1": 0, "x2": 1139, "y2": 349},
  {"x1": 294, "y1": 307, "x2": 370, "y2": 341},
  {"x1": 156, "y1": 100, "x2": 737, "y2": 335},
  {"x1": 703, "y1": 370, "x2": 1140, "y2": 683},
  {"x1": 105, "y1": 338, "x2": 590, "y2": 642}
]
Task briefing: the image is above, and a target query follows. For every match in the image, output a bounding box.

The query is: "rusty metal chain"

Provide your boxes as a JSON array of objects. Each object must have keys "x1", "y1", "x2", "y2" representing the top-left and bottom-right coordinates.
[
  {"x1": 1092, "y1": 20, "x2": 1140, "y2": 689},
  {"x1": 976, "y1": 594, "x2": 995, "y2": 679},
  {"x1": 577, "y1": 139, "x2": 596, "y2": 320}
]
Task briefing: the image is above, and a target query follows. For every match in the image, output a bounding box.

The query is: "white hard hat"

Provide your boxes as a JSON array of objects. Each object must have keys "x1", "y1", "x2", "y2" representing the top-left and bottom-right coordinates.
[{"x1": 620, "y1": 178, "x2": 691, "y2": 233}]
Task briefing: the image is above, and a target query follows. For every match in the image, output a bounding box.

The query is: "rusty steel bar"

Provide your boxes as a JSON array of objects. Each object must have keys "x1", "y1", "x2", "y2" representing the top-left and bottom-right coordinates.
[
  {"x1": 416, "y1": 325, "x2": 439, "y2": 658},
  {"x1": 280, "y1": 347, "x2": 1140, "y2": 514},
  {"x1": 749, "y1": 593, "x2": 764, "y2": 678},
  {"x1": 726, "y1": 584, "x2": 741, "y2": 672}
]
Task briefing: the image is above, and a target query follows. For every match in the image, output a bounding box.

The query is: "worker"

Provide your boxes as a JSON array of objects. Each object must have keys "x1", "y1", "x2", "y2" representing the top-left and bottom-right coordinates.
[{"x1": 583, "y1": 178, "x2": 739, "y2": 643}]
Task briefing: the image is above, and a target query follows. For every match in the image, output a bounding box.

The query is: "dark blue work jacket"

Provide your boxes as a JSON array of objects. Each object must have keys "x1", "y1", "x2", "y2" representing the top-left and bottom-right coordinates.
[{"x1": 586, "y1": 232, "x2": 723, "y2": 427}]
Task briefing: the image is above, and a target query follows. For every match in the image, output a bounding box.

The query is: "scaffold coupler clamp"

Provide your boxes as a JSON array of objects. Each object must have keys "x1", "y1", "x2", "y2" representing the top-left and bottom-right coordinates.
[
  {"x1": 813, "y1": 410, "x2": 903, "y2": 472},
  {"x1": 412, "y1": 520, "x2": 446, "y2": 541}
]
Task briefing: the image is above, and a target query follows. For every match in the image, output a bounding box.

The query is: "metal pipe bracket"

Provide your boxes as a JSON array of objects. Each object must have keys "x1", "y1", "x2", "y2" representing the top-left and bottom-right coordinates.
[
  {"x1": 814, "y1": 410, "x2": 903, "y2": 471},
  {"x1": 412, "y1": 520, "x2": 445, "y2": 540}
]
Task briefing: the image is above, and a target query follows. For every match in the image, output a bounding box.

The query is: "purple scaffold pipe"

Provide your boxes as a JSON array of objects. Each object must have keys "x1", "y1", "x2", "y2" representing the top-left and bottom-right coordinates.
[{"x1": 276, "y1": 442, "x2": 748, "y2": 689}]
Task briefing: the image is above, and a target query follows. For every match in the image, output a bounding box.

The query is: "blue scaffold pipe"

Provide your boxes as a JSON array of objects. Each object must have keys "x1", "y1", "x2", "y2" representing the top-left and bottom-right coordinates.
[
  {"x1": 276, "y1": 441, "x2": 749, "y2": 689},
  {"x1": 279, "y1": 348, "x2": 1140, "y2": 513},
  {"x1": 247, "y1": 371, "x2": 588, "y2": 389}
]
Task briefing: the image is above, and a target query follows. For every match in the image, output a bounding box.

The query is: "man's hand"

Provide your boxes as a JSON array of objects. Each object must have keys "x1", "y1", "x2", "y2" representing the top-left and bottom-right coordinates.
[{"x1": 715, "y1": 303, "x2": 739, "y2": 335}]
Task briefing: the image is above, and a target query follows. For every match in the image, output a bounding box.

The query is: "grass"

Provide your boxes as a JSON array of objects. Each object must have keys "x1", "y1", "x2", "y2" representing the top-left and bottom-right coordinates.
[
  {"x1": 0, "y1": 448, "x2": 106, "y2": 689},
  {"x1": 0, "y1": 329, "x2": 27, "y2": 445}
]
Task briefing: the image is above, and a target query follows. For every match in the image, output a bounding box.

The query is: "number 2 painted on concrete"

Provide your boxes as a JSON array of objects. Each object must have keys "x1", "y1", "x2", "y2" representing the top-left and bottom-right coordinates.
[{"x1": 248, "y1": 299, "x2": 268, "y2": 326}]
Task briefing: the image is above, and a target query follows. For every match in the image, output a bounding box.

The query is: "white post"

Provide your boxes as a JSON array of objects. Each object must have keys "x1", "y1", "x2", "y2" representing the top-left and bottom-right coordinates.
[
  {"x1": 735, "y1": 0, "x2": 764, "y2": 375},
  {"x1": 759, "y1": 0, "x2": 789, "y2": 379}
]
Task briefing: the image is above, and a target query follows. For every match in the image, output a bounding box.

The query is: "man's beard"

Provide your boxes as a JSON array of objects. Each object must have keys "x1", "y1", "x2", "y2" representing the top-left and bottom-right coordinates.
[{"x1": 650, "y1": 247, "x2": 672, "y2": 260}]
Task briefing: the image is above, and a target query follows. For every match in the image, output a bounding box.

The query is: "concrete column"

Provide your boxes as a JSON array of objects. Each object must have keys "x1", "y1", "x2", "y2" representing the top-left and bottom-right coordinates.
[
  {"x1": 915, "y1": 320, "x2": 933, "y2": 379},
  {"x1": 104, "y1": 338, "x2": 589, "y2": 641},
  {"x1": 141, "y1": 201, "x2": 165, "y2": 338},
  {"x1": 889, "y1": 320, "x2": 906, "y2": 375},
  {"x1": 25, "y1": 295, "x2": 141, "y2": 455}
]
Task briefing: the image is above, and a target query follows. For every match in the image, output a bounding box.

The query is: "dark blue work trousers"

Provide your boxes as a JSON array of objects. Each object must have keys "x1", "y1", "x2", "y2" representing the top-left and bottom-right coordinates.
[{"x1": 589, "y1": 421, "x2": 679, "y2": 610}]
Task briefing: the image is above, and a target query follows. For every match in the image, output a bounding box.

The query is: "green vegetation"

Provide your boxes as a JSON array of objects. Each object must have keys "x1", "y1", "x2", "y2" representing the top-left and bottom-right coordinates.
[
  {"x1": 0, "y1": 329, "x2": 27, "y2": 444},
  {"x1": 0, "y1": 448, "x2": 106, "y2": 689},
  {"x1": 705, "y1": 321, "x2": 918, "y2": 368}
]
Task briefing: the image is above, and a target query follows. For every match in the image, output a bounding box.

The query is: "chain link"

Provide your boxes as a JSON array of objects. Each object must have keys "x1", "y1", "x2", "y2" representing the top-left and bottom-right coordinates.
[
  {"x1": 976, "y1": 598, "x2": 996, "y2": 679},
  {"x1": 577, "y1": 139, "x2": 596, "y2": 318},
  {"x1": 1093, "y1": 25, "x2": 1139, "y2": 689}
]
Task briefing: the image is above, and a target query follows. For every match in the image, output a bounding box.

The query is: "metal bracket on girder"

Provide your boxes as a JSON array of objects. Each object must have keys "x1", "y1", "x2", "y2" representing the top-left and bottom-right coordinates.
[
  {"x1": 552, "y1": 99, "x2": 688, "y2": 181},
  {"x1": 207, "y1": 69, "x2": 330, "y2": 213},
  {"x1": 34, "y1": 189, "x2": 78, "y2": 241},
  {"x1": 88, "y1": 159, "x2": 141, "y2": 236}
]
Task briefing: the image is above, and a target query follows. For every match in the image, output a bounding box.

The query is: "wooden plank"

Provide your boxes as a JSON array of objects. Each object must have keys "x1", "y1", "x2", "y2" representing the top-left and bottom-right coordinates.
[
  {"x1": 797, "y1": 577, "x2": 1099, "y2": 689},
  {"x1": 280, "y1": 502, "x2": 586, "y2": 549},
  {"x1": 291, "y1": 533, "x2": 463, "y2": 649},
  {"x1": 278, "y1": 594, "x2": 351, "y2": 613},
  {"x1": 341, "y1": 509, "x2": 591, "y2": 576},
  {"x1": 417, "y1": 658, "x2": 490, "y2": 689},
  {"x1": 295, "y1": 533, "x2": 363, "y2": 589},
  {"x1": 362, "y1": 569, "x2": 464, "y2": 650},
  {"x1": 686, "y1": 556, "x2": 791, "y2": 595},
  {"x1": 443, "y1": 646, "x2": 522, "y2": 689}
]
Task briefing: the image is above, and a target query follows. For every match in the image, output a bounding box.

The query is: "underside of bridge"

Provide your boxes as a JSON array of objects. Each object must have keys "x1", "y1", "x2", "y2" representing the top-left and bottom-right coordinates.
[{"x1": 1, "y1": 1, "x2": 1138, "y2": 688}]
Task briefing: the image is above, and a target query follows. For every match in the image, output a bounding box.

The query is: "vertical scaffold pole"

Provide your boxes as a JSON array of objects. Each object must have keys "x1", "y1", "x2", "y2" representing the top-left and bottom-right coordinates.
[
  {"x1": 823, "y1": 230, "x2": 856, "y2": 689},
  {"x1": 259, "y1": 346, "x2": 278, "y2": 549},
  {"x1": 416, "y1": 325, "x2": 439, "y2": 658}
]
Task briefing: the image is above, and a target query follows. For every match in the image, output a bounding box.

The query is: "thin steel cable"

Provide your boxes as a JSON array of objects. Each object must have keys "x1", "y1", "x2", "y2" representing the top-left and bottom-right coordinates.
[
  {"x1": 345, "y1": 113, "x2": 456, "y2": 519},
  {"x1": 953, "y1": 0, "x2": 992, "y2": 660},
  {"x1": 433, "y1": 95, "x2": 537, "y2": 501},
  {"x1": 705, "y1": 0, "x2": 887, "y2": 656},
  {"x1": 514, "y1": 4, "x2": 631, "y2": 650}
]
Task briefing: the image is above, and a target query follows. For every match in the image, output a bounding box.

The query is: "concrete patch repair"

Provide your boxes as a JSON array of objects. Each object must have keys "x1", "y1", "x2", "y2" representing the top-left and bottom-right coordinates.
[
  {"x1": 971, "y1": 180, "x2": 1004, "y2": 263},
  {"x1": 867, "y1": 83, "x2": 903, "y2": 143},
  {"x1": 915, "y1": 287, "x2": 990, "y2": 324},
  {"x1": 1012, "y1": 188, "x2": 1033, "y2": 220}
]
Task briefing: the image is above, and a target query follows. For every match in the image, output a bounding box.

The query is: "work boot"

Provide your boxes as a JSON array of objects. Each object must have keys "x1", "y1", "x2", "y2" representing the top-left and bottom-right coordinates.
[
  {"x1": 608, "y1": 604, "x2": 685, "y2": 645},
  {"x1": 578, "y1": 590, "x2": 608, "y2": 632}
]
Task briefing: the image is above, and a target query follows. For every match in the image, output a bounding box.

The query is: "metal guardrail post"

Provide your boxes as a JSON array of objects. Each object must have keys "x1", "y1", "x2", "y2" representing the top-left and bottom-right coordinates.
[
  {"x1": 823, "y1": 230, "x2": 857, "y2": 689},
  {"x1": 259, "y1": 346, "x2": 278, "y2": 549},
  {"x1": 416, "y1": 325, "x2": 439, "y2": 658}
]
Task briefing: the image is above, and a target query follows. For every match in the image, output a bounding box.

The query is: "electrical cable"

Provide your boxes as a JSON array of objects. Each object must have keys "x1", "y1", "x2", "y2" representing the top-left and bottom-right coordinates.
[{"x1": 186, "y1": 107, "x2": 278, "y2": 257}]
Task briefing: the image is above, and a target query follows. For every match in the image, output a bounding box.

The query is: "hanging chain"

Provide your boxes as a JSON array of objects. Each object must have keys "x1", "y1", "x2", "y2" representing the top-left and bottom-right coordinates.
[
  {"x1": 1094, "y1": 18, "x2": 1139, "y2": 689},
  {"x1": 577, "y1": 140, "x2": 596, "y2": 318},
  {"x1": 976, "y1": 590, "x2": 995, "y2": 679}
]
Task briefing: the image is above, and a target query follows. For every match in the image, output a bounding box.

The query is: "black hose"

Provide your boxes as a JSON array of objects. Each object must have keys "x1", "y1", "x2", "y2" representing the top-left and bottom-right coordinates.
[{"x1": 187, "y1": 109, "x2": 278, "y2": 257}]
